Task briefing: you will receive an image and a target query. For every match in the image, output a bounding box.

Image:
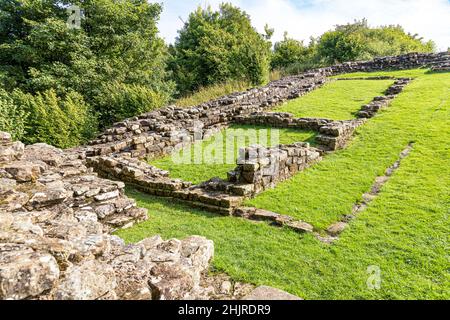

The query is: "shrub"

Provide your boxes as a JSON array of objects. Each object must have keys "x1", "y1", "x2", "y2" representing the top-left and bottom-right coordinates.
[
  {"x1": 95, "y1": 82, "x2": 169, "y2": 125},
  {"x1": 14, "y1": 89, "x2": 96, "y2": 148},
  {"x1": 316, "y1": 19, "x2": 435, "y2": 64},
  {"x1": 0, "y1": 89, "x2": 28, "y2": 140}
]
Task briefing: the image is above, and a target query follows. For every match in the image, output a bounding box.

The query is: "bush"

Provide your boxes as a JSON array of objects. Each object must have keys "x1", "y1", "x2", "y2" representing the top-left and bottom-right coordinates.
[
  {"x1": 271, "y1": 33, "x2": 311, "y2": 70},
  {"x1": 170, "y1": 3, "x2": 271, "y2": 95},
  {"x1": 95, "y1": 82, "x2": 169, "y2": 125},
  {"x1": 15, "y1": 89, "x2": 97, "y2": 148},
  {"x1": 0, "y1": 89, "x2": 28, "y2": 140},
  {"x1": 316, "y1": 19, "x2": 435, "y2": 64}
]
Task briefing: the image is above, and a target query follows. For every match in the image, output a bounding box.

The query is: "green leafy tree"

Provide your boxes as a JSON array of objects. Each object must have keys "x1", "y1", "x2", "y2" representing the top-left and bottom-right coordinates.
[
  {"x1": 316, "y1": 19, "x2": 435, "y2": 64},
  {"x1": 170, "y1": 3, "x2": 272, "y2": 94},
  {"x1": 0, "y1": 0, "x2": 174, "y2": 139},
  {"x1": 271, "y1": 32, "x2": 312, "y2": 70},
  {"x1": 0, "y1": 89, "x2": 28, "y2": 140}
]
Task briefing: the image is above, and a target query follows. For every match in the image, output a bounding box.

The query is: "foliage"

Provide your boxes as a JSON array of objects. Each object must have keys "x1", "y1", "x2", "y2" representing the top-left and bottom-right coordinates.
[
  {"x1": 275, "y1": 19, "x2": 436, "y2": 74},
  {"x1": 0, "y1": 89, "x2": 28, "y2": 140},
  {"x1": 175, "y1": 80, "x2": 251, "y2": 108},
  {"x1": 169, "y1": 3, "x2": 272, "y2": 95},
  {"x1": 271, "y1": 32, "x2": 312, "y2": 70},
  {"x1": 14, "y1": 89, "x2": 96, "y2": 148},
  {"x1": 94, "y1": 82, "x2": 169, "y2": 124},
  {"x1": 316, "y1": 19, "x2": 435, "y2": 64},
  {"x1": 0, "y1": 0, "x2": 174, "y2": 141}
]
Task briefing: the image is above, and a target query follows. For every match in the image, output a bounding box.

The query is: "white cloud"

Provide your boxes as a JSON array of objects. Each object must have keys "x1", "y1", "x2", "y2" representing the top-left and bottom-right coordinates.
[{"x1": 157, "y1": 0, "x2": 450, "y2": 51}]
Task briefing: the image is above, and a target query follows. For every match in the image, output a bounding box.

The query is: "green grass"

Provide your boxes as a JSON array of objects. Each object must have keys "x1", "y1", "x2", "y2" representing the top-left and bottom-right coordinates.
[
  {"x1": 245, "y1": 70, "x2": 446, "y2": 228},
  {"x1": 150, "y1": 124, "x2": 316, "y2": 184},
  {"x1": 175, "y1": 80, "x2": 252, "y2": 108},
  {"x1": 117, "y1": 69, "x2": 450, "y2": 300},
  {"x1": 331, "y1": 69, "x2": 429, "y2": 79},
  {"x1": 274, "y1": 79, "x2": 395, "y2": 120}
]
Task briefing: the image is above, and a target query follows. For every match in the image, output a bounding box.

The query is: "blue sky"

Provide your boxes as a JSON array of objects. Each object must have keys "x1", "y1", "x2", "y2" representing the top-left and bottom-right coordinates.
[{"x1": 157, "y1": 0, "x2": 450, "y2": 50}]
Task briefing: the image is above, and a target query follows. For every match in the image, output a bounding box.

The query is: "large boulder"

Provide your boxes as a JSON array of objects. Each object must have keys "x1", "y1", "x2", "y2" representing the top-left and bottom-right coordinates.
[
  {"x1": 0, "y1": 246, "x2": 60, "y2": 300},
  {"x1": 53, "y1": 260, "x2": 117, "y2": 300}
]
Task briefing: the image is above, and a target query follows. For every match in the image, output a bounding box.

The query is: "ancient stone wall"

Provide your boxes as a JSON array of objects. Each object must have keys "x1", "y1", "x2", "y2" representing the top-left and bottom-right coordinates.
[
  {"x1": 0, "y1": 132, "x2": 228, "y2": 300},
  {"x1": 228, "y1": 143, "x2": 322, "y2": 197},
  {"x1": 317, "y1": 51, "x2": 449, "y2": 75},
  {"x1": 2, "y1": 52, "x2": 449, "y2": 300}
]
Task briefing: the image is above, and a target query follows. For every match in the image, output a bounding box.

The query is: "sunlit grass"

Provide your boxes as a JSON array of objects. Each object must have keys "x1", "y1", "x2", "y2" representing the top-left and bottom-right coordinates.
[
  {"x1": 150, "y1": 124, "x2": 316, "y2": 184},
  {"x1": 118, "y1": 70, "x2": 450, "y2": 300},
  {"x1": 274, "y1": 79, "x2": 394, "y2": 120}
]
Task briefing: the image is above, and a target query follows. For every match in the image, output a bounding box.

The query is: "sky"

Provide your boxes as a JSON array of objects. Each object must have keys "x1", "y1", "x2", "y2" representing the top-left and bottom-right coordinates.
[{"x1": 156, "y1": 0, "x2": 450, "y2": 51}]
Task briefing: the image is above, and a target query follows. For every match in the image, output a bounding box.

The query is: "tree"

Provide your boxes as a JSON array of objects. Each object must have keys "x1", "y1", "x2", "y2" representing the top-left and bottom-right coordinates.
[
  {"x1": 316, "y1": 19, "x2": 435, "y2": 64},
  {"x1": 0, "y1": 0, "x2": 174, "y2": 140},
  {"x1": 170, "y1": 3, "x2": 272, "y2": 95},
  {"x1": 271, "y1": 32, "x2": 311, "y2": 70}
]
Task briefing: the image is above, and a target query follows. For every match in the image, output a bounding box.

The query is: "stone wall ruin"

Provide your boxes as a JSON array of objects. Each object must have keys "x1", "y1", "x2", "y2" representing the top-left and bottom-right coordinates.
[{"x1": 1, "y1": 51, "x2": 449, "y2": 300}]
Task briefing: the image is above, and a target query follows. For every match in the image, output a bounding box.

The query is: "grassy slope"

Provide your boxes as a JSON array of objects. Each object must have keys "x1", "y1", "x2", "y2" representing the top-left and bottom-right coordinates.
[
  {"x1": 274, "y1": 79, "x2": 394, "y2": 120},
  {"x1": 175, "y1": 81, "x2": 251, "y2": 108},
  {"x1": 245, "y1": 70, "x2": 444, "y2": 228},
  {"x1": 150, "y1": 124, "x2": 316, "y2": 184},
  {"x1": 117, "y1": 70, "x2": 450, "y2": 300}
]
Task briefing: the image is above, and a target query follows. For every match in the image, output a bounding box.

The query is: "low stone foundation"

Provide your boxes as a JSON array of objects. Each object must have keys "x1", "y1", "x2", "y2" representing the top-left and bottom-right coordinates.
[
  {"x1": 317, "y1": 51, "x2": 449, "y2": 75},
  {"x1": 0, "y1": 132, "x2": 225, "y2": 300},
  {"x1": 228, "y1": 143, "x2": 322, "y2": 197},
  {"x1": 235, "y1": 112, "x2": 365, "y2": 151}
]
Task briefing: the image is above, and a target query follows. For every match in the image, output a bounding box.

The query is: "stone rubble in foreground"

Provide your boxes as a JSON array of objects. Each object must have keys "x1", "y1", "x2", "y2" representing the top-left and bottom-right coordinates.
[
  {"x1": 0, "y1": 131, "x2": 299, "y2": 300},
  {"x1": 4, "y1": 52, "x2": 447, "y2": 301}
]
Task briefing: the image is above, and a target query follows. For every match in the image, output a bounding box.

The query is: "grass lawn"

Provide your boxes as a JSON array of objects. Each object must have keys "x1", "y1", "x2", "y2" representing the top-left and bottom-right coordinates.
[
  {"x1": 245, "y1": 69, "x2": 444, "y2": 228},
  {"x1": 150, "y1": 124, "x2": 317, "y2": 184},
  {"x1": 117, "y1": 69, "x2": 450, "y2": 300},
  {"x1": 274, "y1": 79, "x2": 394, "y2": 120},
  {"x1": 175, "y1": 80, "x2": 252, "y2": 108}
]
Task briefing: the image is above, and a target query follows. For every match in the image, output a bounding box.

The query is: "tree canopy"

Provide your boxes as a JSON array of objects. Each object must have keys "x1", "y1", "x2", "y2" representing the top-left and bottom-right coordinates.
[
  {"x1": 316, "y1": 19, "x2": 435, "y2": 64},
  {"x1": 0, "y1": 2, "x2": 438, "y2": 148},
  {"x1": 0, "y1": 0, "x2": 173, "y2": 146},
  {"x1": 169, "y1": 3, "x2": 272, "y2": 95}
]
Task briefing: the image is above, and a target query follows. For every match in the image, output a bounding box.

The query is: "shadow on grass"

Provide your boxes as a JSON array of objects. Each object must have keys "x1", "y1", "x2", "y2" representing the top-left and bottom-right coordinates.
[{"x1": 125, "y1": 187, "x2": 230, "y2": 221}]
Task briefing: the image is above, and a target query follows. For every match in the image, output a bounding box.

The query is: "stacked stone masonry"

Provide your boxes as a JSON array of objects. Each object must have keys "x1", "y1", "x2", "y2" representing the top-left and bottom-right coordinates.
[
  {"x1": 0, "y1": 132, "x2": 263, "y2": 300},
  {"x1": 228, "y1": 143, "x2": 322, "y2": 197},
  {"x1": 1, "y1": 52, "x2": 449, "y2": 300},
  {"x1": 235, "y1": 112, "x2": 366, "y2": 151}
]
